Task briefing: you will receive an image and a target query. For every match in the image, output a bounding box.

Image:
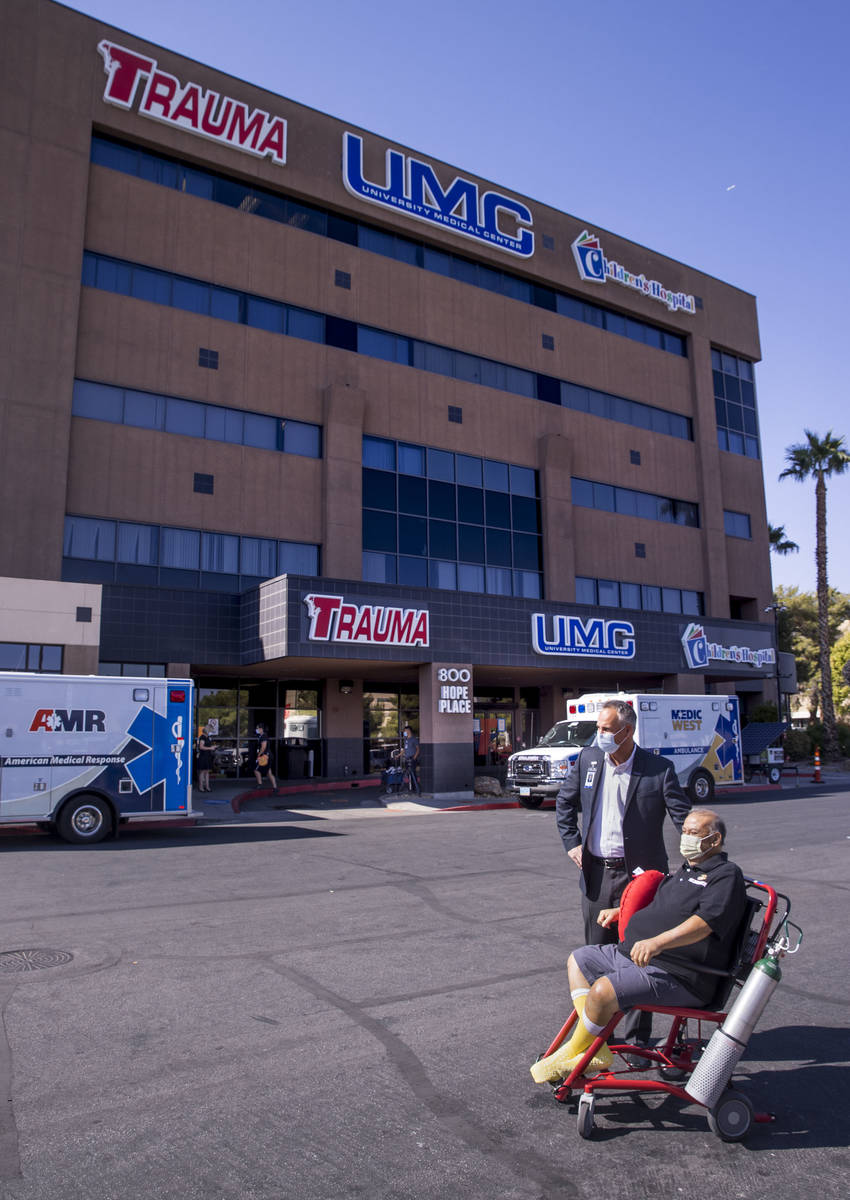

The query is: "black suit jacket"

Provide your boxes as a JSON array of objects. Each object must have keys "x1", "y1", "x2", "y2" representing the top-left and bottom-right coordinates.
[{"x1": 555, "y1": 744, "x2": 691, "y2": 885}]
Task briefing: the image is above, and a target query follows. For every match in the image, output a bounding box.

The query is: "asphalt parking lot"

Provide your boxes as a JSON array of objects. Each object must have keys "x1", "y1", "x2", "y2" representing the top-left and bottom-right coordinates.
[{"x1": 0, "y1": 782, "x2": 847, "y2": 1200}]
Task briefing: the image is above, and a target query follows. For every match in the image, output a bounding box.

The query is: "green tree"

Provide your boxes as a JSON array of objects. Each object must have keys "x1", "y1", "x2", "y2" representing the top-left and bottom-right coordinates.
[
  {"x1": 768, "y1": 522, "x2": 799, "y2": 556},
  {"x1": 832, "y1": 628, "x2": 850, "y2": 717},
  {"x1": 774, "y1": 586, "x2": 850, "y2": 706},
  {"x1": 780, "y1": 430, "x2": 850, "y2": 756}
]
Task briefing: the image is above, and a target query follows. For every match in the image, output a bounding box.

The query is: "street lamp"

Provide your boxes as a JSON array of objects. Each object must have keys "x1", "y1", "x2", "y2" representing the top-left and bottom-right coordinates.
[{"x1": 764, "y1": 603, "x2": 787, "y2": 720}]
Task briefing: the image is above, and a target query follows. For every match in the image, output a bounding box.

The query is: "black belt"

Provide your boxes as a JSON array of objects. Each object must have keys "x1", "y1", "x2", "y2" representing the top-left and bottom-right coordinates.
[{"x1": 588, "y1": 852, "x2": 626, "y2": 869}]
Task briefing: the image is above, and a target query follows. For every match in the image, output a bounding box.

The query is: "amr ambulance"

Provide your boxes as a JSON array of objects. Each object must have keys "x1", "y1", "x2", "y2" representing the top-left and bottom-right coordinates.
[
  {"x1": 506, "y1": 692, "x2": 743, "y2": 807},
  {"x1": 0, "y1": 673, "x2": 196, "y2": 843}
]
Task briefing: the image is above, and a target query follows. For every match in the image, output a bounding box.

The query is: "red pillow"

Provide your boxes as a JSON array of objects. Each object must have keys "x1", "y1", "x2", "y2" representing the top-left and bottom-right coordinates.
[{"x1": 617, "y1": 870, "x2": 665, "y2": 941}]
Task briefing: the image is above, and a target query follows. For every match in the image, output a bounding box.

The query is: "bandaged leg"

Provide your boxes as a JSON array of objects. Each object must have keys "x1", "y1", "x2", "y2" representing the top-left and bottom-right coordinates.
[{"x1": 530, "y1": 1006, "x2": 613, "y2": 1083}]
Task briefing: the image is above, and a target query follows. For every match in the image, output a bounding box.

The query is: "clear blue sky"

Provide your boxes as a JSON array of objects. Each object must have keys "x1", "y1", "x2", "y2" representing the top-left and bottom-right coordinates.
[{"x1": 67, "y1": 0, "x2": 850, "y2": 597}]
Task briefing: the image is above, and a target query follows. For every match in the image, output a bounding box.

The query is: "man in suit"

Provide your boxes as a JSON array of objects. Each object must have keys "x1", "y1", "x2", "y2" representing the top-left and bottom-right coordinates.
[{"x1": 556, "y1": 698, "x2": 691, "y2": 1050}]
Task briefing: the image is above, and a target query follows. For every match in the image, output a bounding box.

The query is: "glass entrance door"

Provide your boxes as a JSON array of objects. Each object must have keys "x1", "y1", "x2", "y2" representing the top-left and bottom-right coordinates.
[
  {"x1": 363, "y1": 689, "x2": 419, "y2": 774},
  {"x1": 473, "y1": 709, "x2": 514, "y2": 767},
  {"x1": 516, "y1": 707, "x2": 537, "y2": 754}
]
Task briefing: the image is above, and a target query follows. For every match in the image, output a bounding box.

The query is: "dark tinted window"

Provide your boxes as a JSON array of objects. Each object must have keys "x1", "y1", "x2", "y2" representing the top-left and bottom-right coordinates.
[
  {"x1": 457, "y1": 486, "x2": 484, "y2": 524},
  {"x1": 362, "y1": 510, "x2": 397, "y2": 552},
  {"x1": 428, "y1": 480, "x2": 456, "y2": 521},
  {"x1": 398, "y1": 474, "x2": 427, "y2": 515}
]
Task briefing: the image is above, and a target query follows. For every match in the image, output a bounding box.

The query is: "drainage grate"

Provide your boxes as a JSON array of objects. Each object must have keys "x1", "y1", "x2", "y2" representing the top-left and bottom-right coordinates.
[{"x1": 0, "y1": 949, "x2": 74, "y2": 974}]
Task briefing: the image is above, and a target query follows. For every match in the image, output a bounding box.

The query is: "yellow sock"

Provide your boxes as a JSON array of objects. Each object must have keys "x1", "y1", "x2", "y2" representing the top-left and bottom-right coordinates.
[
  {"x1": 561, "y1": 1014, "x2": 596, "y2": 1059},
  {"x1": 531, "y1": 1001, "x2": 599, "y2": 1084},
  {"x1": 571, "y1": 988, "x2": 589, "y2": 1021}
]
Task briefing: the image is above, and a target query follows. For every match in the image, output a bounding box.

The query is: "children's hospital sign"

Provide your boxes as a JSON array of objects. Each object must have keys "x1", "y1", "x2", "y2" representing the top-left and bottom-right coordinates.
[
  {"x1": 681, "y1": 623, "x2": 775, "y2": 671},
  {"x1": 572, "y1": 230, "x2": 695, "y2": 315}
]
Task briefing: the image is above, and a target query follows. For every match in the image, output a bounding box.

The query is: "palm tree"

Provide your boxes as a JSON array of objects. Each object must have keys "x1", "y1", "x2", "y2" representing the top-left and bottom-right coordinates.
[
  {"x1": 780, "y1": 430, "x2": 850, "y2": 756},
  {"x1": 768, "y1": 523, "x2": 799, "y2": 556}
]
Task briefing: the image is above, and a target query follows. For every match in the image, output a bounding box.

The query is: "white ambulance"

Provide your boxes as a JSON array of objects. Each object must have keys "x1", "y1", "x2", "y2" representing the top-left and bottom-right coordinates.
[
  {"x1": 0, "y1": 673, "x2": 197, "y2": 843},
  {"x1": 506, "y1": 691, "x2": 743, "y2": 808}
]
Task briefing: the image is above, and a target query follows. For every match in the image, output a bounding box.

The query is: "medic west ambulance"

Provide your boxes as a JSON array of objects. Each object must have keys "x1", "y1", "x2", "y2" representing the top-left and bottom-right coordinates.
[
  {"x1": 506, "y1": 692, "x2": 743, "y2": 807},
  {"x1": 0, "y1": 673, "x2": 197, "y2": 842}
]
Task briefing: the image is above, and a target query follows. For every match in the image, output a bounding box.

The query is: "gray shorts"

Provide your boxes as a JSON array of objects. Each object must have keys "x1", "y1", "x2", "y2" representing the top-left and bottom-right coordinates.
[{"x1": 572, "y1": 943, "x2": 702, "y2": 1010}]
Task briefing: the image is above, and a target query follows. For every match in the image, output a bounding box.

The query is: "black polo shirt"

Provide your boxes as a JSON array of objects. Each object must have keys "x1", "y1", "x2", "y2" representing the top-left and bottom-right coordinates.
[{"x1": 617, "y1": 852, "x2": 747, "y2": 1004}]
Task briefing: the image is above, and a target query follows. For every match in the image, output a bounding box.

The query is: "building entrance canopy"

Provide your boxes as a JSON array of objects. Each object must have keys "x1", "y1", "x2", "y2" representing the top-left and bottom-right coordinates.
[{"x1": 238, "y1": 575, "x2": 776, "y2": 684}]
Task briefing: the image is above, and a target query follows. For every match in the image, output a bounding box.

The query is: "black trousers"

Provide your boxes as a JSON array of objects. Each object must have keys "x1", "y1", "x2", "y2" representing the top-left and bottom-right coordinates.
[{"x1": 580, "y1": 854, "x2": 653, "y2": 1045}]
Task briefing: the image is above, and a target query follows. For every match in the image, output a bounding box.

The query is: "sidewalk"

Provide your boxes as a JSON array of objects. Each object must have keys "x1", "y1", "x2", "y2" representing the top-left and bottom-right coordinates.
[
  {"x1": 194, "y1": 776, "x2": 487, "y2": 822},
  {"x1": 190, "y1": 763, "x2": 850, "y2": 825}
]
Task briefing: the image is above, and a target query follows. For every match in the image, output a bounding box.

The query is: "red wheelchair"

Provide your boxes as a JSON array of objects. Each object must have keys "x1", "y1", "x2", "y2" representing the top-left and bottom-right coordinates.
[{"x1": 536, "y1": 878, "x2": 801, "y2": 1141}]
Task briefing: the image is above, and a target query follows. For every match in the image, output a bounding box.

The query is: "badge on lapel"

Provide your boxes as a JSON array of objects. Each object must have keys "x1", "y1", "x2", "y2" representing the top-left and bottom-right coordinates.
[{"x1": 584, "y1": 758, "x2": 599, "y2": 788}]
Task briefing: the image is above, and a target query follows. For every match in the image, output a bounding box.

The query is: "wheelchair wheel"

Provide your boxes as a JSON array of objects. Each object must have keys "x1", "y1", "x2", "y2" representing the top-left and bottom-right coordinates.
[
  {"x1": 707, "y1": 1089, "x2": 753, "y2": 1141},
  {"x1": 576, "y1": 1093, "x2": 595, "y2": 1139}
]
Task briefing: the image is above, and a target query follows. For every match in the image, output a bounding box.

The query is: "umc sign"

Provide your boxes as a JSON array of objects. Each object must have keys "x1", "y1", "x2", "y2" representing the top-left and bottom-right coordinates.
[
  {"x1": 343, "y1": 132, "x2": 534, "y2": 259},
  {"x1": 532, "y1": 613, "x2": 636, "y2": 658}
]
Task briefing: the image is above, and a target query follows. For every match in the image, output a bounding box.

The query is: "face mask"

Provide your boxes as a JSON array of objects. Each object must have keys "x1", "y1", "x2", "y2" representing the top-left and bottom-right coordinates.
[
  {"x1": 255, "y1": 728, "x2": 263, "y2": 736},
  {"x1": 680, "y1": 831, "x2": 716, "y2": 860},
  {"x1": 596, "y1": 729, "x2": 621, "y2": 753}
]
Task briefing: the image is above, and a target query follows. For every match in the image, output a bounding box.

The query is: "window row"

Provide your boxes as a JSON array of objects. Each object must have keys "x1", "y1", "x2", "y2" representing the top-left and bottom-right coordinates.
[
  {"x1": 363, "y1": 510, "x2": 542, "y2": 570},
  {"x1": 723, "y1": 510, "x2": 752, "y2": 539},
  {"x1": 572, "y1": 478, "x2": 700, "y2": 527},
  {"x1": 575, "y1": 577, "x2": 704, "y2": 615},
  {"x1": 83, "y1": 252, "x2": 693, "y2": 443},
  {"x1": 62, "y1": 516, "x2": 319, "y2": 591},
  {"x1": 711, "y1": 348, "x2": 760, "y2": 460},
  {"x1": 363, "y1": 471, "x2": 541, "y2": 532},
  {"x1": 0, "y1": 643, "x2": 63, "y2": 673},
  {"x1": 561, "y1": 383, "x2": 692, "y2": 441},
  {"x1": 72, "y1": 380, "x2": 321, "y2": 457},
  {"x1": 98, "y1": 663, "x2": 167, "y2": 677},
  {"x1": 363, "y1": 553, "x2": 542, "y2": 599},
  {"x1": 82, "y1": 252, "x2": 324, "y2": 338},
  {"x1": 362, "y1": 436, "x2": 538, "y2": 494},
  {"x1": 92, "y1": 134, "x2": 687, "y2": 358},
  {"x1": 358, "y1": 330, "x2": 691, "y2": 440}
]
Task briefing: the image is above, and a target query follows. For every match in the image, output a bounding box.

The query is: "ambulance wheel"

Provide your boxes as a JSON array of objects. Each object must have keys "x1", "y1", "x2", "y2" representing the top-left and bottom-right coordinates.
[
  {"x1": 57, "y1": 796, "x2": 112, "y2": 844},
  {"x1": 768, "y1": 765, "x2": 782, "y2": 784},
  {"x1": 688, "y1": 770, "x2": 715, "y2": 803},
  {"x1": 518, "y1": 796, "x2": 544, "y2": 809},
  {"x1": 707, "y1": 1089, "x2": 753, "y2": 1142}
]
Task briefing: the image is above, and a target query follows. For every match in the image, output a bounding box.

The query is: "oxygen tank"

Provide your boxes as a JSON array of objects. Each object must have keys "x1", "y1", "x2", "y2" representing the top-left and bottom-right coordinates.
[{"x1": 684, "y1": 954, "x2": 782, "y2": 1109}]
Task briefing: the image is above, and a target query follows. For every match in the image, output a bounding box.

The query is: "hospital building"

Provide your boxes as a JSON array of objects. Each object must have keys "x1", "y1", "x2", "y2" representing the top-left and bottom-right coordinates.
[{"x1": 0, "y1": 0, "x2": 780, "y2": 790}]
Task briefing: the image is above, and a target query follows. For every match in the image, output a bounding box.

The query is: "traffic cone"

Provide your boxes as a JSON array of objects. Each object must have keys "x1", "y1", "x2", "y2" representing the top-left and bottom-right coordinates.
[{"x1": 813, "y1": 745, "x2": 821, "y2": 784}]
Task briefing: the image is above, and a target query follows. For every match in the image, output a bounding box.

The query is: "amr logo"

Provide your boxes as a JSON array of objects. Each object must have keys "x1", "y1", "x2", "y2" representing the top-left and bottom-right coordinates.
[{"x1": 29, "y1": 709, "x2": 106, "y2": 733}]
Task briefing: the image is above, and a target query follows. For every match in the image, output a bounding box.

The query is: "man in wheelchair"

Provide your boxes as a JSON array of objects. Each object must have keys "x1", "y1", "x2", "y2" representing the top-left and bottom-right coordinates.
[{"x1": 532, "y1": 808, "x2": 746, "y2": 1083}]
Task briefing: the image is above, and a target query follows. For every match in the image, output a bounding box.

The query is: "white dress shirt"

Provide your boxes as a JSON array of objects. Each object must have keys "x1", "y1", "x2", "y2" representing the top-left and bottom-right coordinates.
[{"x1": 585, "y1": 743, "x2": 636, "y2": 859}]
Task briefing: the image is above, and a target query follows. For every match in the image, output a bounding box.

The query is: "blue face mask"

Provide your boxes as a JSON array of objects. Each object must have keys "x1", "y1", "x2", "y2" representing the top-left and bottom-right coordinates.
[{"x1": 595, "y1": 729, "x2": 620, "y2": 753}]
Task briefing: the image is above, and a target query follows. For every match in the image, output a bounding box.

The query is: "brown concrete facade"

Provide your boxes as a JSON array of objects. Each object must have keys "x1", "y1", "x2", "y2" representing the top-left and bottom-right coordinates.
[{"x1": 0, "y1": 0, "x2": 777, "y2": 786}]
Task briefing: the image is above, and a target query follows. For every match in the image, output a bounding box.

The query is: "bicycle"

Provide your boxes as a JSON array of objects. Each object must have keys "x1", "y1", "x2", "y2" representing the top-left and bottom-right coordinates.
[{"x1": 388, "y1": 748, "x2": 420, "y2": 795}]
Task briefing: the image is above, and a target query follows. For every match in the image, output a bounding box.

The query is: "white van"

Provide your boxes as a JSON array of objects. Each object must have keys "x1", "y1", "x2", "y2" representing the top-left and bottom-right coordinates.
[
  {"x1": 506, "y1": 691, "x2": 743, "y2": 807},
  {"x1": 0, "y1": 672, "x2": 198, "y2": 842}
]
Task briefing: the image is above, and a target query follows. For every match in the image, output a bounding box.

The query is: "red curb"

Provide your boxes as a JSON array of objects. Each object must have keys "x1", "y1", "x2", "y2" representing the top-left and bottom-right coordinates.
[{"x1": 231, "y1": 776, "x2": 380, "y2": 813}]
